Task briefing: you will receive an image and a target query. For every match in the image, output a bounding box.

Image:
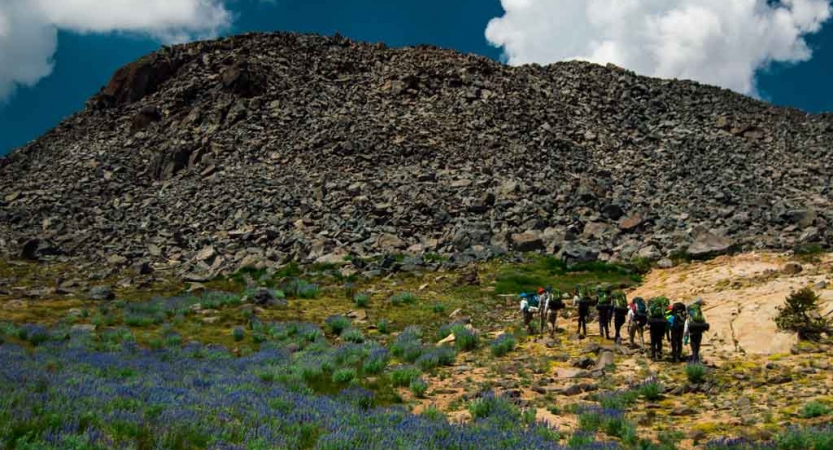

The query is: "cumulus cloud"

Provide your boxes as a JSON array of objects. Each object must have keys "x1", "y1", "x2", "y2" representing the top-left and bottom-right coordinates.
[
  {"x1": 486, "y1": 0, "x2": 832, "y2": 95},
  {"x1": 0, "y1": 0, "x2": 232, "y2": 101}
]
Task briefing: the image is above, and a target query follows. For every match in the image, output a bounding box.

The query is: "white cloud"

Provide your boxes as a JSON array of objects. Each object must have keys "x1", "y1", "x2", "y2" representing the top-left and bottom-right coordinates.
[
  {"x1": 0, "y1": 0, "x2": 232, "y2": 101},
  {"x1": 486, "y1": 0, "x2": 832, "y2": 95}
]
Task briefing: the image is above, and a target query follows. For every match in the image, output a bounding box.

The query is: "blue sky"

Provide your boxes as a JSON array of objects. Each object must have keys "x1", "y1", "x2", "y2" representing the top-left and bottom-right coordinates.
[{"x1": 1, "y1": 0, "x2": 832, "y2": 155}]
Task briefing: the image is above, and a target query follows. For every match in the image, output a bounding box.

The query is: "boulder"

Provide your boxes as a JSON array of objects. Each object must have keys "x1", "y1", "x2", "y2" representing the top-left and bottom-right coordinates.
[
  {"x1": 511, "y1": 232, "x2": 545, "y2": 252},
  {"x1": 687, "y1": 232, "x2": 735, "y2": 258},
  {"x1": 88, "y1": 286, "x2": 115, "y2": 301},
  {"x1": 782, "y1": 262, "x2": 803, "y2": 275},
  {"x1": 558, "y1": 244, "x2": 599, "y2": 265},
  {"x1": 20, "y1": 239, "x2": 62, "y2": 261}
]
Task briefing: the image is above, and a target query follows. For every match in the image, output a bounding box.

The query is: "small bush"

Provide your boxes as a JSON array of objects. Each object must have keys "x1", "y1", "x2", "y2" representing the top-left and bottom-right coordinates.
[
  {"x1": 433, "y1": 303, "x2": 446, "y2": 314},
  {"x1": 776, "y1": 425, "x2": 833, "y2": 450},
  {"x1": 232, "y1": 327, "x2": 245, "y2": 342},
  {"x1": 416, "y1": 347, "x2": 457, "y2": 371},
  {"x1": 390, "y1": 292, "x2": 418, "y2": 306},
  {"x1": 452, "y1": 324, "x2": 479, "y2": 352},
  {"x1": 490, "y1": 334, "x2": 517, "y2": 357},
  {"x1": 363, "y1": 348, "x2": 389, "y2": 375},
  {"x1": 390, "y1": 366, "x2": 421, "y2": 387},
  {"x1": 468, "y1": 391, "x2": 521, "y2": 422},
  {"x1": 686, "y1": 363, "x2": 707, "y2": 384},
  {"x1": 285, "y1": 279, "x2": 321, "y2": 299},
  {"x1": 354, "y1": 293, "x2": 370, "y2": 308},
  {"x1": 164, "y1": 332, "x2": 183, "y2": 348},
  {"x1": 639, "y1": 381, "x2": 663, "y2": 401},
  {"x1": 340, "y1": 328, "x2": 365, "y2": 344},
  {"x1": 775, "y1": 287, "x2": 830, "y2": 340},
  {"x1": 332, "y1": 368, "x2": 357, "y2": 384},
  {"x1": 325, "y1": 315, "x2": 351, "y2": 335},
  {"x1": 801, "y1": 401, "x2": 831, "y2": 419},
  {"x1": 421, "y1": 406, "x2": 446, "y2": 422},
  {"x1": 377, "y1": 319, "x2": 390, "y2": 334},
  {"x1": 409, "y1": 378, "x2": 429, "y2": 398}
]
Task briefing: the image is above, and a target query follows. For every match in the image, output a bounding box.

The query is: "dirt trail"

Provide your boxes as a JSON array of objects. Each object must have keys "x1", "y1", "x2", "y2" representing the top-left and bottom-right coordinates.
[{"x1": 630, "y1": 252, "x2": 833, "y2": 355}]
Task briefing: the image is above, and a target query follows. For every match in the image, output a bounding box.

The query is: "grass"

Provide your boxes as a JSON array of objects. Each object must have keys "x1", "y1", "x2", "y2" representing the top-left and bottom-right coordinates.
[
  {"x1": 390, "y1": 292, "x2": 418, "y2": 306},
  {"x1": 800, "y1": 401, "x2": 831, "y2": 419},
  {"x1": 409, "y1": 378, "x2": 429, "y2": 398},
  {"x1": 390, "y1": 366, "x2": 422, "y2": 387},
  {"x1": 354, "y1": 293, "x2": 370, "y2": 308},
  {"x1": 490, "y1": 333, "x2": 517, "y2": 357},
  {"x1": 494, "y1": 255, "x2": 642, "y2": 295},
  {"x1": 687, "y1": 363, "x2": 708, "y2": 384}
]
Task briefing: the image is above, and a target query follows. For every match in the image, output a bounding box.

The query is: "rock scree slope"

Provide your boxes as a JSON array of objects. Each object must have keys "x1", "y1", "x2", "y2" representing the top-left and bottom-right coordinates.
[{"x1": 1, "y1": 32, "x2": 831, "y2": 275}]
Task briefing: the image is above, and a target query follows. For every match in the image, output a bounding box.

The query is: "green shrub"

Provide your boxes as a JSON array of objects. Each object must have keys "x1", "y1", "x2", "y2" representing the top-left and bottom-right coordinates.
[
  {"x1": 390, "y1": 366, "x2": 421, "y2": 387},
  {"x1": 409, "y1": 378, "x2": 429, "y2": 398},
  {"x1": 285, "y1": 279, "x2": 321, "y2": 299},
  {"x1": 164, "y1": 333, "x2": 183, "y2": 348},
  {"x1": 354, "y1": 293, "x2": 370, "y2": 308},
  {"x1": 325, "y1": 315, "x2": 351, "y2": 335},
  {"x1": 686, "y1": 363, "x2": 707, "y2": 384},
  {"x1": 468, "y1": 392, "x2": 521, "y2": 422},
  {"x1": 421, "y1": 405, "x2": 446, "y2": 422},
  {"x1": 801, "y1": 401, "x2": 831, "y2": 419},
  {"x1": 377, "y1": 319, "x2": 390, "y2": 334},
  {"x1": 232, "y1": 327, "x2": 245, "y2": 342},
  {"x1": 432, "y1": 303, "x2": 446, "y2": 314},
  {"x1": 340, "y1": 328, "x2": 365, "y2": 344},
  {"x1": 639, "y1": 381, "x2": 663, "y2": 401},
  {"x1": 390, "y1": 292, "x2": 418, "y2": 306},
  {"x1": 775, "y1": 287, "x2": 830, "y2": 340},
  {"x1": 452, "y1": 324, "x2": 479, "y2": 352},
  {"x1": 490, "y1": 334, "x2": 517, "y2": 357},
  {"x1": 332, "y1": 368, "x2": 357, "y2": 384},
  {"x1": 363, "y1": 355, "x2": 388, "y2": 375}
]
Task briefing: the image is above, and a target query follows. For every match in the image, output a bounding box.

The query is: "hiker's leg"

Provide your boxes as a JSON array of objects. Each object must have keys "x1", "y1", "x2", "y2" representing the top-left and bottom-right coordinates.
[{"x1": 691, "y1": 332, "x2": 702, "y2": 362}]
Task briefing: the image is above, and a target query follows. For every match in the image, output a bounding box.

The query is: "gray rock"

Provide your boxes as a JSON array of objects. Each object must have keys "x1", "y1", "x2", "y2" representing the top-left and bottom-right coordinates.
[
  {"x1": 88, "y1": 285, "x2": 115, "y2": 301},
  {"x1": 688, "y1": 232, "x2": 735, "y2": 258},
  {"x1": 558, "y1": 244, "x2": 599, "y2": 265}
]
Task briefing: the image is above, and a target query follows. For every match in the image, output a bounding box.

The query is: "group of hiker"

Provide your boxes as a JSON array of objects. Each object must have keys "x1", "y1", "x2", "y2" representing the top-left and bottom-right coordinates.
[{"x1": 519, "y1": 285, "x2": 710, "y2": 363}]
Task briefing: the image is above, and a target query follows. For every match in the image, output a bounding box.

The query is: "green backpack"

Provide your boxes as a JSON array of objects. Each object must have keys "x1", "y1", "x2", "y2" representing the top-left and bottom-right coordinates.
[
  {"x1": 648, "y1": 297, "x2": 669, "y2": 319},
  {"x1": 689, "y1": 303, "x2": 706, "y2": 323},
  {"x1": 597, "y1": 292, "x2": 611, "y2": 306},
  {"x1": 613, "y1": 292, "x2": 628, "y2": 309}
]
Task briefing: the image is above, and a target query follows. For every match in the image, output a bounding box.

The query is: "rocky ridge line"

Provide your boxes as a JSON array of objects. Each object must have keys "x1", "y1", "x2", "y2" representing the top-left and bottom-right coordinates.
[{"x1": 0, "y1": 32, "x2": 831, "y2": 278}]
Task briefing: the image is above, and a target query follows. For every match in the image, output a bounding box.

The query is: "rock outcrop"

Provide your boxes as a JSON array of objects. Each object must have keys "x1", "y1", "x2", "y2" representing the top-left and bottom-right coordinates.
[{"x1": 0, "y1": 32, "x2": 831, "y2": 276}]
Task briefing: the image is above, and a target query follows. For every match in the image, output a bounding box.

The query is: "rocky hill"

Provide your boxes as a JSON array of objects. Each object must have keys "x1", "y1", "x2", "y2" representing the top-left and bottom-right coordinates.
[{"x1": 1, "y1": 32, "x2": 831, "y2": 277}]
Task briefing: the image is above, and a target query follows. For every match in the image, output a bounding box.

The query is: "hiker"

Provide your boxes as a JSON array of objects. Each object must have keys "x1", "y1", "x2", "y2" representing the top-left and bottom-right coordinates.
[
  {"x1": 573, "y1": 285, "x2": 590, "y2": 338},
  {"x1": 669, "y1": 302, "x2": 688, "y2": 363},
  {"x1": 520, "y1": 292, "x2": 540, "y2": 334},
  {"x1": 595, "y1": 286, "x2": 612, "y2": 339},
  {"x1": 543, "y1": 287, "x2": 565, "y2": 337},
  {"x1": 647, "y1": 296, "x2": 670, "y2": 361},
  {"x1": 628, "y1": 296, "x2": 648, "y2": 348},
  {"x1": 536, "y1": 287, "x2": 547, "y2": 336},
  {"x1": 685, "y1": 298, "x2": 710, "y2": 363},
  {"x1": 612, "y1": 291, "x2": 629, "y2": 344}
]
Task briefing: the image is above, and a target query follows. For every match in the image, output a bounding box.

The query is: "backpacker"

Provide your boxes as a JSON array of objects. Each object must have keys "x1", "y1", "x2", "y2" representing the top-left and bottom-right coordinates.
[
  {"x1": 633, "y1": 297, "x2": 648, "y2": 316},
  {"x1": 687, "y1": 302, "x2": 710, "y2": 332},
  {"x1": 549, "y1": 289, "x2": 565, "y2": 310},
  {"x1": 689, "y1": 303, "x2": 705, "y2": 323},
  {"x1": 613, "y1": 292, "x2": 628, "y2": 311},
  {"x1": 648, "y1": 297, "x2": 669, "y2": 319},
  {"x1": 670, "y1": 302, "x2": 687, "y2": 329}
]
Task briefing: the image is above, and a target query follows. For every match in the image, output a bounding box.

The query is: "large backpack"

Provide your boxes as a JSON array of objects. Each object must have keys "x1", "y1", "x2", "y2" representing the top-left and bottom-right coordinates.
[
  {"x1": 633, "y1": 297, "x2": 648, "y2": 316},
  {"x1": 671, "y1": 302, "x2": 687, "y2": 329},
  {"x1": 613, "y1": 292, "x2": 628, "y2": 309},
  {"x1": 648, "y1": 297, "x2": 669, "y2": 319},
  {"x1": 688, "y1": 303, "x2": 706, "y2": 323}
]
